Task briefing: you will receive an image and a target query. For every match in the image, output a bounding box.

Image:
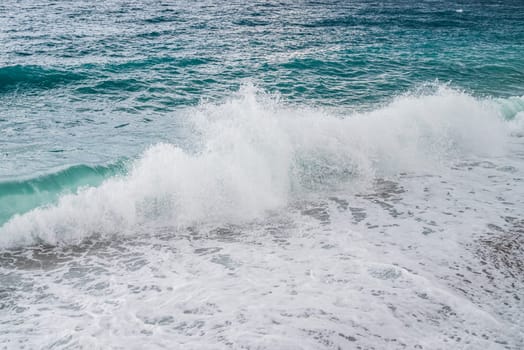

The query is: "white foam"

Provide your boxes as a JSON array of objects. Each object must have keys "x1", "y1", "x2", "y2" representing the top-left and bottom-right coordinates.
[{"x1": 0, "y1": 85, "x2": 515, "y2": 248}]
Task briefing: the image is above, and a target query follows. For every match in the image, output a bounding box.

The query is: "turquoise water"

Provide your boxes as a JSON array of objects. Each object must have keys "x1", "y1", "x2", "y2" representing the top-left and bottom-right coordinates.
[
  {"x1": 1, "y1": 0, "x2": 523, "y2": 180},
  {"x1": 1, "y1": 1, "x2": 524, "y2": 348}
]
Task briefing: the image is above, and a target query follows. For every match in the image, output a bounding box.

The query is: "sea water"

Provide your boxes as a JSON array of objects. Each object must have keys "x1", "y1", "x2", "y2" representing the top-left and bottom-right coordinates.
[{"x1": 1, "y1": 1, "x2": 523, "y2": 348}]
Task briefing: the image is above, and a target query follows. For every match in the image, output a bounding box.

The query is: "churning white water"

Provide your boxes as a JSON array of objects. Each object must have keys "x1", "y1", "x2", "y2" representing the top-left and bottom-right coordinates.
[{"x1": 1, "y1": 87, "x2": 523, "y2": 349}]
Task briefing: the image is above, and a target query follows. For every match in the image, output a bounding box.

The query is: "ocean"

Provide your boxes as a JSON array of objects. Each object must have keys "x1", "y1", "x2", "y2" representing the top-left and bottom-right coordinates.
[{"x1": 1, "y1": 0, "x2": 523, "y2": 348}]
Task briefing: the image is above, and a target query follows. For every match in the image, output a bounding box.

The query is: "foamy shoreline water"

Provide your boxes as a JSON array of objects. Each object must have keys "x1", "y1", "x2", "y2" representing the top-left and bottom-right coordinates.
[{"x1": 2, "y1": 154, "x2": 523, "y2": 348}]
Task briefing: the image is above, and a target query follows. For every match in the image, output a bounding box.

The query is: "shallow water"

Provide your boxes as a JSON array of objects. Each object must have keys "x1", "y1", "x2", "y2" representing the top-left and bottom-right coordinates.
[{"x1": 2, "y1": 152, "x2": 524, "y2": 348}]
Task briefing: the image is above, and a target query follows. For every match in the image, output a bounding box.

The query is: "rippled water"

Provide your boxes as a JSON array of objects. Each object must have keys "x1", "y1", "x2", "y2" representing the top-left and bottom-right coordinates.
[
  {"x1": 1, "y1": 0, "x2": 523, "y2": 177},
  {"x1": 1, "y1": 0, "x2": 524, "y2": 349}
]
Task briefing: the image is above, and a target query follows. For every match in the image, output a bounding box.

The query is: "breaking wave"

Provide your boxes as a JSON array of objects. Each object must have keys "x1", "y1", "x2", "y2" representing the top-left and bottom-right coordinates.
[{"x1": 1, "y1": 85, "x2": 522, "y2": 248}]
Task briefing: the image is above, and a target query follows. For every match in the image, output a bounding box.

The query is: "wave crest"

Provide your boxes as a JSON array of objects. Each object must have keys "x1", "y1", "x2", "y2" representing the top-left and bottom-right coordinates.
[{"x1": 0, "y1": 85, "x2": 519, "y2": 248}]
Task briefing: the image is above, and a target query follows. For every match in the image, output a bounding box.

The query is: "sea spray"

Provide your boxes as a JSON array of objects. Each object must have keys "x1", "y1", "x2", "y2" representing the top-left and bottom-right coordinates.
[{"x1": 0, "y1": 86, "x2": 515, "y2": 248}]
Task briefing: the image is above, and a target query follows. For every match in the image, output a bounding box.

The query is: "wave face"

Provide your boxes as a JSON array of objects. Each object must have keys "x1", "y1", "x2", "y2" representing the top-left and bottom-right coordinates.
[
  {"x1": 0, "y1": 162, "x2": 126, "y2": 226},
  {"x1": 1, "y1": 86, "x2": 520, "y2": 248}
]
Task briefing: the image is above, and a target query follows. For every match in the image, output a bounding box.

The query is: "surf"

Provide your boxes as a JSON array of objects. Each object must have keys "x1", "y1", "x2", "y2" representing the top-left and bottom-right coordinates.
[{"x1": 0, "y1": 85, "x2": 522, "y2": 248}]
